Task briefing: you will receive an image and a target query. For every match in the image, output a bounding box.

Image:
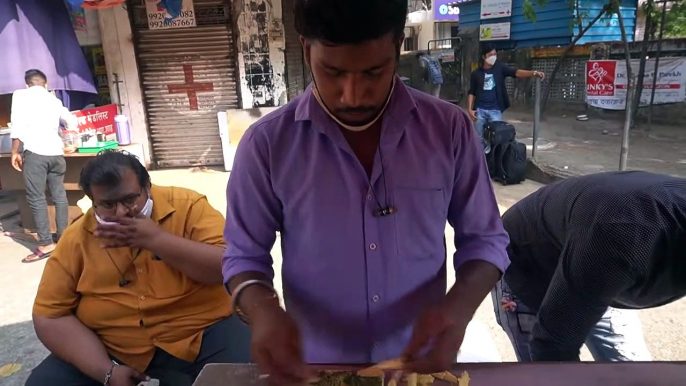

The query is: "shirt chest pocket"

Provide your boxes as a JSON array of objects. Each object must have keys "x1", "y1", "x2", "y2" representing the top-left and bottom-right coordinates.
[
  {"x1": 393, "y1": 187, "x2": 447, "y2": 260},
  {"x1": 147, "y1": 260, "x2": 190, "y2": 299}
]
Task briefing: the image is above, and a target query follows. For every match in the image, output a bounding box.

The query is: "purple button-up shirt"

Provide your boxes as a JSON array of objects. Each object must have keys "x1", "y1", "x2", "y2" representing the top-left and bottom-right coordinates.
[{"x1": 223, "y1": 79, "x2": 510, "y2": 364}]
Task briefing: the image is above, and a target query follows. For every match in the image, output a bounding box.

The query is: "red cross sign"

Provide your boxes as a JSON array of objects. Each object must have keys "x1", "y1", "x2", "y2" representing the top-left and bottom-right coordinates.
[{"x1": 167, "y1": 64, "x2": 214, "y2": 110}]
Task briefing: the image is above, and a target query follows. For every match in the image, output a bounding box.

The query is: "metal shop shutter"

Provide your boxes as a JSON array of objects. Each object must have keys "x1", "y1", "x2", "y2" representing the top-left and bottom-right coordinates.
[{"x1": 132, "y1": 0, "x2": 239, "y2": 167}]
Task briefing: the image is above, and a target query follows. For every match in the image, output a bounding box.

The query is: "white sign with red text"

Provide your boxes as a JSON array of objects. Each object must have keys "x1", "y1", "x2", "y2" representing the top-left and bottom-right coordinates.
[
  {"x1": 586, "y1": 58, "x2": 686, "y2": 110},
  {"x1": 481, "y1": 0, "x2": 512, "y2": 19},
  {"x1": 145, "y1": 0, "x2": 196, "y2": 30}
]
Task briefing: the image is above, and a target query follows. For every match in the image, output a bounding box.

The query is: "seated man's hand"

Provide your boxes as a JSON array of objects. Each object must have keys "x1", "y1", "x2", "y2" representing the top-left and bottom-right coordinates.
[
  {"x1": 94, "y1": 216, "x2": 163, "y2": 250},
  {"x1": 110, "y1": 364, "x2": 149, "y2": 386},
  {"x1": 251, "y1": 305, "x2": 310, "y2": 386}
]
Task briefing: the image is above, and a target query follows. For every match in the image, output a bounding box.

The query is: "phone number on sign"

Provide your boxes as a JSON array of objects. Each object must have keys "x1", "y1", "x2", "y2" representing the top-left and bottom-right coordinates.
[
  {"x1": 147, "y1": 10, "x2": 194, "y2": 20},
  {"x1": 148, "y1": 18, "x2": 195, "y2": 29}
]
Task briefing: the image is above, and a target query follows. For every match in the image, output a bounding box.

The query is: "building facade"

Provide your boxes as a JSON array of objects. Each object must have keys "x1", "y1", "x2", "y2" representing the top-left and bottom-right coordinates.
[
  {"x1": 405, "y1": 0, "x2": 638, "y2": 52},
  {"x1": 96, "y1": 0, "x2": 295, "y2": 168}
]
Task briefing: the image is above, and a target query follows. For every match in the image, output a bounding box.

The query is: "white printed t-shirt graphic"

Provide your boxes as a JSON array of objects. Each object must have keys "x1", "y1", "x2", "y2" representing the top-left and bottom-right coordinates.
[
  {"x1": 10, "y1": 86, "x2": 77, "y2": 156},
  {"x1": 484, "y1": 74, "x2": 496, "y2": 91}
]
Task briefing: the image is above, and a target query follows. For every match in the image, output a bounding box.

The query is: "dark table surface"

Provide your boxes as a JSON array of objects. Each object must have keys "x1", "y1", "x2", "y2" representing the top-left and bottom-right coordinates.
[{"x1": 193, "y1": 362, "x2": 686, "y2": 386}]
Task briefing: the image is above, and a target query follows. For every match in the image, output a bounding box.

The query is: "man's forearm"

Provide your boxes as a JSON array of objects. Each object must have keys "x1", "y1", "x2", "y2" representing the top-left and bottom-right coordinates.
[
  {"x1": 147, "y1": 231, "x2": 224, "y2": 284},
  {"x1": 11, "y1": 139, "x2": 21, "y2": 154},
  {"x1": 33, "y1": 314, "x2": 113, "y2": 382},
  {"x1": 515, "y1": 69, "x2": 538, "y2": 78},
  {"x1": 445, "y1": 260, "x2": 501, "y2": 326},
  {"x1": 467, "y1": 95, "x2": 475, "y2": 111},
  {"x1": 227, "y1": 271, "x2": 281, "y2": 321}
]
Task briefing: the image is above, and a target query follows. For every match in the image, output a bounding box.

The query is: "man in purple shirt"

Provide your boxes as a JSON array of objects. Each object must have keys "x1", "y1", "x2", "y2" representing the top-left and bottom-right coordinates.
[{"x1": 222, "y1": 0, "x2": 509, "y2": 383}]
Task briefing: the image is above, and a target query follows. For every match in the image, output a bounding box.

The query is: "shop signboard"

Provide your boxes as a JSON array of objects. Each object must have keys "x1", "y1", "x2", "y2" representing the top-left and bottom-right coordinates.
[
  {"x1": 436, "y1": 49, "x2": 455, "y2": 63},
  {"x1": 533, "y1": 45, "x2": 593, "y2": 58},
  {"x1": 481, "y1": 0, "x2": 512, "y2": 19},
  {"x1": 145, "y1": 0, "x2": 196, "y2": 30},
  {"x1": 479, "y1": 22, "x2": 511, "y2": 41},
  {"x1": 434, "y1": 0, "x2": 461, "y2": 21},
  {"x1": 586, "y1": 58, "x2": 686, "y2": 110},
  {"x1": 73, "y1": 104, "x2": 118, "y2": 140},
  {"x1": 70, "y1": 9, "x2": 87, "y2": 32}
]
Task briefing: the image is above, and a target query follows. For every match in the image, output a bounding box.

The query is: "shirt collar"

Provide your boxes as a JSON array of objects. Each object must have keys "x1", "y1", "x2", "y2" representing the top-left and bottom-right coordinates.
[
  {"x1": 83, "y1": 185, "x2": 176, "y2": 233},
  {"x1": 294, "y1": 76, "x2": 418, "y2": 132}
]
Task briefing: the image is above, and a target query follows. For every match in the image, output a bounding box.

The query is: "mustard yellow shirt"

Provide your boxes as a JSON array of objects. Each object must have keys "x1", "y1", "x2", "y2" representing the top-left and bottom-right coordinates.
[{"x1": 33, "y1": 185, "x2": 231, "y2": 372}]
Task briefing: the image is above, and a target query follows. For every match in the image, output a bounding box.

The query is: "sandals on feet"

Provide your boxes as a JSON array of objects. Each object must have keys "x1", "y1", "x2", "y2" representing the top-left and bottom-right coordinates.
[{"x1": 22, "y1": 249, "x2": 52, "y2": 263}]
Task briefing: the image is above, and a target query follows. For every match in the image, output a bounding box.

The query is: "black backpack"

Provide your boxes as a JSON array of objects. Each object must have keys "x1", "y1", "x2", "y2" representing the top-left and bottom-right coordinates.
[
  {"x1": 484, "y1": 121, "x2": 516, "y2": 147},
  {"x1": 491, "y1": 140, "x2": 527, "y2": 185}
]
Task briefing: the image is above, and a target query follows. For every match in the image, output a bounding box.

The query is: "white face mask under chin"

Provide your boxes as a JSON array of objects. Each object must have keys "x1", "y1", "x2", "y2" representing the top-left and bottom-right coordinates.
[
  {"x1": 311, "y1": 79, "x2": 395, "y2": 132},
  {"x1": 94, "y1": 194, "x2": 154, "y2": 225}
]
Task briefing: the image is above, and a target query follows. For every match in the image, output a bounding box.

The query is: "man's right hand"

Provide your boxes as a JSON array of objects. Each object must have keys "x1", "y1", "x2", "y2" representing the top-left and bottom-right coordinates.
[
  {"x1": 468, "y1": 110, "x2": 478, "y2": 122},
  {"x1": 108, "y1": 364, "x2": 149, "y2": 386},
  {"x1": 251, "y1": 305, "x2": 310, "y2": 385},
  {"x1": 10, "y1": 152, "x2": 22, "y2": 172}
]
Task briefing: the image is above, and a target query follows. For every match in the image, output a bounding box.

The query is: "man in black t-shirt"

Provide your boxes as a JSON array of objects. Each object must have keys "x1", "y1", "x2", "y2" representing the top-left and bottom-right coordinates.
[
  {"x1": 494, "y1": 171, "x2": 686, "y2": 362},
  {"x1": 468, "y1": 43, "x2": 544, "y2": 152}
]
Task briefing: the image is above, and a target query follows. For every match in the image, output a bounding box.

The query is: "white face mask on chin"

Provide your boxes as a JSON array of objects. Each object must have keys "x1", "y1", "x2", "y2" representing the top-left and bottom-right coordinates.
[
  {"x1": 311, "y1": 78, "x2": 396, "y2": 132},
  {"x1": 94, "y1": 193, "x2": 154, "y2": 225},
  {"x1": 485, "y1": 56, "x2": 497, "y2": 66}
]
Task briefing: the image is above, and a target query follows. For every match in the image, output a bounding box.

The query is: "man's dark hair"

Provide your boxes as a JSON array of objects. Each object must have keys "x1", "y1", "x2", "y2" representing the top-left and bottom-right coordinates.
[
  {"x1": 481, "y1": 43, "x2": 496, "y2": 57},
  {"x1": 416, "y1": 52, "x2": 427, "y2": 59},
  {"x1": 294, "y1": 0, "x2": 408, "y2": 45},
  {"x1": 79, "y1": 150, "x2": 150, "y2": 197},
  {"x1": 24, "y1": 69, "x2": 47, "y2": 85}
]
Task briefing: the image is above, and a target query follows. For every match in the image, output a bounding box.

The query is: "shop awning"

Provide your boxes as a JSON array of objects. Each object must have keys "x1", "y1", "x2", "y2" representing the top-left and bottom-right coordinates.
[
  {"x1": 65, "y1": 0, "x2": 184, "y2": 17},
  {"x1": 65, "y1": 0, "x2": 125, "y2": 10},
  {"x1": 0, "y1": 0, "x2": 97, "y2": 109},
  {"x1": 65, "y1": 0, "x2": 184, "y2": 13}
]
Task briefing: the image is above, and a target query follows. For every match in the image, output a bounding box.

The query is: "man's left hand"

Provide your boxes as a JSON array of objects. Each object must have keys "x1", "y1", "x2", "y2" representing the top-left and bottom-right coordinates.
[
  {"x1": 94, "y1": 215, "x2": 163, "y2": 249},
  {"x1": 401, "y1": 303, "x2": 468, "y2": 374}
]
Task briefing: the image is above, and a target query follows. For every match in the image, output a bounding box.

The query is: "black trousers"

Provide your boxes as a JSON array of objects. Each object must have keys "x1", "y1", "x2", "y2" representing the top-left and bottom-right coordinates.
[
  {"x1": 22, "y1": 151, "x2": 68, "y2": 246},
  {"x1": 25, "y1": 316, "x2": 252, "y2": 386}
]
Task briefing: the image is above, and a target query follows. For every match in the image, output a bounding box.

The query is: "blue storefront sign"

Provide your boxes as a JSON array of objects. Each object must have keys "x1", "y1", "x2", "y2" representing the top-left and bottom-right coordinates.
[{"x1": 434, "y1": 0, "x2": 462, "y2": 21}]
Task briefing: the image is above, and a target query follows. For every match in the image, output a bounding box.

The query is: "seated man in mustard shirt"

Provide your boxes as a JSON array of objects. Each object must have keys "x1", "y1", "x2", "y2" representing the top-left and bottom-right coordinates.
[{"x1": 27, "y1": 150, "x2": 250, "y2": 386}]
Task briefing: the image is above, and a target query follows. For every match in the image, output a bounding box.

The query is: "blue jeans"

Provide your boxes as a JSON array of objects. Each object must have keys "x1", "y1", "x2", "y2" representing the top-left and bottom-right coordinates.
[
  {"x1": 491, "y1": 280, "x2": 652, "y2": 362},
  {"x1": 475, "y1": 108, "x2": 502, "y2": 152}
]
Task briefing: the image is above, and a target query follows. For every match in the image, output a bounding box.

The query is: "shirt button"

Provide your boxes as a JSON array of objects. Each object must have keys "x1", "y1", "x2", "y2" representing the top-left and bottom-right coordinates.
[
  {"x1": 366, "y1": 194, "x2": 373, "y2": 201},
  {"x1": 372, "y1": 295, "x2": 380, "y2": 302},
  {"x1": 138, "y1": 269, "x2": 144, "y2": 274},
  {"x1": 373, "y1": 342, "x2": 379, "y2": 348},
  {"x1": 140, "y1": 295, "x2": 146, "y2": 300},
  {"x1": 369, "y1": 243, "x2": 377, "y2": 250}
]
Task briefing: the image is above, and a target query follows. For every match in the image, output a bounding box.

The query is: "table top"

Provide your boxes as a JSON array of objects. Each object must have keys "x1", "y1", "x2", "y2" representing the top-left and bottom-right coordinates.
[
  {"x1": 192, "y1": 362, "x2": 686, "y2": 386},
  {"x1": 0, "y1": 144, "x2": 139, "y2": 159},
  {"x1": 0, "y1": 152, "x2": 98, "y2": 159}
]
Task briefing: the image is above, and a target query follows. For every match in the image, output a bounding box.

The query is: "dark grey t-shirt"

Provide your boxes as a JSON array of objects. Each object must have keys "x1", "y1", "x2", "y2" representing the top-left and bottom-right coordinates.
[{"x1": 502, "y1": 171, "x2": 686, "y2": 361}]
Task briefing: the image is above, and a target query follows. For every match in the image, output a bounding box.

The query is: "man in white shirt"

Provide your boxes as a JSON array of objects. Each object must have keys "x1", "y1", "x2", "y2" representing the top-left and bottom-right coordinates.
[{"x1": 10, "y1": 69, "x2": 77, "y2": 263}]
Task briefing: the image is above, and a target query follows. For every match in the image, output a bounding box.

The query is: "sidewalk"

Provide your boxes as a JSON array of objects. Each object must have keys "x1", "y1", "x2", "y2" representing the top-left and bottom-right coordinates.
[
  {"x1": 504, "y1": 108, "x2": 686, "y2": 178},
  {"x1": 1, "y1": 164, "x2": 684, "y2": 385},
  {"x1": 0, "y1": 169, "x2": 544, "y2": 386}
]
